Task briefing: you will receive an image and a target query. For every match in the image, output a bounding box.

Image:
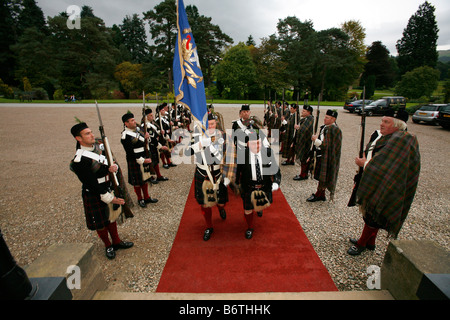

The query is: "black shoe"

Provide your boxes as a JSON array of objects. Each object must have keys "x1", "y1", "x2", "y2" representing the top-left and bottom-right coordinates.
[
  {"x1": 144, "y1": 197, "x2": 158, "y2": 204},
  {"x1": 245, "y1": 228, "x2": 254, "y2": 239},
  {"x1": 219, "y1": 208, "x2": 226, "y2": 220},
  {"x1": 149, "y1": 177, "x2": 159, "y2": 184},
  {"x1": 347, "y1": 245, "x2": 366, "y2": 256},
  {"x1": 168, "y1": 163, "x2": 177, "y2": 167},
  {"x1": 293, "y1": 175, "x2": 308, "y2": 181},
  {"x1": 257, "y1": 211, "x2": 263, "y2": 217},
  {"x1": 138, "y1": 199, "x2": 147, "y2": 208},
  {"x1": 157, "y1": 176, "x2": 169, "y2": 181},
  {"x1": 281, "y1": 161, "x2": 289, "y2": 166},
  {"x1": 105, "y1": 246, "x2": 116, "y2": 260},
  {"x1": 203, "y1": 228, "x2": 213, "y2": 241},
  {"x1": 113, "y1": 241, "x2": 134, "y2": 251},
  {"x1": 349, "y1": 238, "x2": 375, "y2": 251},
  {"x1": 306, "y1": 193, "x2": 326, "y2": 202},
  {"x1": 163, "y1": 164, "x2": 169, "y2": 169}
]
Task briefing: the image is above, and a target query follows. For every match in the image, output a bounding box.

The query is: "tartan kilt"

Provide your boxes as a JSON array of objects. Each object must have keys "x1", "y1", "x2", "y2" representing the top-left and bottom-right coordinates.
[
  {"x1": 241, "y1": 186, "x2": 273, "y2": 211},
  {"x1": 82, "y1": 189, "x2": 110, "y2": 230},
  {"x1": 194, "y1": 168, "x2": 228, "y2": 206},
  {"x1": 127, "y1": 160, "x2": 145, "y2": 186},
  {"x1": 313, "y1": 156, "x2": 322, "y2": 181}
]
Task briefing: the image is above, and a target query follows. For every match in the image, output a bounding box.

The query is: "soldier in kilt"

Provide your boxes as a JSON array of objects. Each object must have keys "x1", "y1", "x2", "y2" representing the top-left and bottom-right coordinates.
[
  {"x1": 70, "y1": 122, "x2": 133, "y2": 260},
  {"x1": 235, "y1": 129, "x2": 281, "y2": 239},
  {"x1": 121, "y1": 113, "x2": 158, "y2": 208},
  {"x1": 188, "y1": 113, "x2": 236, "y2": 241},
  {"x1": 347, "y1": 111, "x2": 420, "y2": 255},
  {"x1": 142, "y1": 108, "x2": 169, "y2": 183},
  {"x1": 281, "y1": 104, "x2": 299, "y2": 165},
  {"x1": 307, "y1": 109, "x2": 342, "y2": 202},
  {"x1": 293, "y1": 105, "x2": 314, "y2": 180}
]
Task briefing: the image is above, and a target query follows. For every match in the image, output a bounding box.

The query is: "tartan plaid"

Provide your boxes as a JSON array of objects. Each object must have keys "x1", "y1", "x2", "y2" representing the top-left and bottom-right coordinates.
[
  {"x1": 316, "y1": 124, "x2": 342, "y2": 196},
  {"x1": 295, "y1": 115, "x2": 314, "y2": 164},
  {"x1": 82, "y1": 190, "x2": 110, "y2": 230},
  {"x1": 282, "y1": 113, "x2": 300, "y2": 158},
  {"x1": 356, "y1": 131, "x2": 420, "y2": 238},
  {"x1": 127, "y1": 160, "x2": 146, "y2": 186}
]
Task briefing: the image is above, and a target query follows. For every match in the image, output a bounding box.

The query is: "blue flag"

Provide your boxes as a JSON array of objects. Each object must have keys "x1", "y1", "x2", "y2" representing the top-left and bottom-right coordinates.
[{"x1": 173, "y1": 0, "x2": 208, "y2": 130}]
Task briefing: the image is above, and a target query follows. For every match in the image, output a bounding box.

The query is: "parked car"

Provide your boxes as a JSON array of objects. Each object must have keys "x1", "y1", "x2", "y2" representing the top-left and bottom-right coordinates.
[
  {"x1": 437, "y1": 105, "x2": 450, "y2": 129},
  {"x1": 356, "y1": 96, "x2": 406, "y2": 116},
  {"x1": 344, "y1": 99, "x2": 374, "y2": 113},
  {"x1": 412, "y1": 104, "x2": 448, "y2": 125}
]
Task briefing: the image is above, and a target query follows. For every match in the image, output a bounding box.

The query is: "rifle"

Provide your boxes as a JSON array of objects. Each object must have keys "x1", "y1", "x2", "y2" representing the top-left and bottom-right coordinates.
[
  {"x1": 347, "y1": 87, "x2": 366, "y2": 207},
  {"x1": 306, "y1": 92, "x2": 322, "y2": 177},
  {"x1": 95, "y1": 101, "x2": 134, "y2": 220}
]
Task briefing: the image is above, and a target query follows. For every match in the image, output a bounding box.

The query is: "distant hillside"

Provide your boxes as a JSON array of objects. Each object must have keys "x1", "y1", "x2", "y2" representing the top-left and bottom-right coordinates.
[{"x1": 439, "y1": 50, "x2": 450, "y2": 63}]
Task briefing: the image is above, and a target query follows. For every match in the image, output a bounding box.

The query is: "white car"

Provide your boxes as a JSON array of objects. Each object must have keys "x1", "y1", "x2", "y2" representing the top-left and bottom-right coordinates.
[{"x1": 412, "y1": 104, "x2": 448, "y2": 125}]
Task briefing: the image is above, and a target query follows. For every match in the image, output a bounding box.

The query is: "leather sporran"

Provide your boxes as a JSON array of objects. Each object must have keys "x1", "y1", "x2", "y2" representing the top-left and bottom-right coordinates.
[
  {"x1": 251, "y1": 190, "x2": 271, "y2": 212},
  {"x1": 202, "y1": 180, "x2": 218, "y2": 208}
]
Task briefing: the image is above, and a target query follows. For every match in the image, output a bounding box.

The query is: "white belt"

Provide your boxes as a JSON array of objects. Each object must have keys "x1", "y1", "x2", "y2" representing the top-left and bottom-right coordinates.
[
  {"x1": 74, "y1": 149, "x2": 109, "y2": 165},
  {"x1": 97, "y1": 175, "x2": 110, "y2": 184},
  {"x1": 134, "y1": 147, "x2": 145, "y2": 153},
  {"x1": 197, "y1": 163, "x2": 221, "y2": 172}
]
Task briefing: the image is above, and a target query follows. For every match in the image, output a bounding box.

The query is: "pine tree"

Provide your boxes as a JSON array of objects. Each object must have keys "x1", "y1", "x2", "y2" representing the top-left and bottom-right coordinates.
[{"x1": 396, "y1": 1, "x2": 439, "y2": 75}]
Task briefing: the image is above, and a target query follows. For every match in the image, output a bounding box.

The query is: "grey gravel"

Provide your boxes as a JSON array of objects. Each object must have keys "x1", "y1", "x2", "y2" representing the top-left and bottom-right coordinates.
[{"x1": 0, "y1": 104, "x2": 448, "y2": 293}]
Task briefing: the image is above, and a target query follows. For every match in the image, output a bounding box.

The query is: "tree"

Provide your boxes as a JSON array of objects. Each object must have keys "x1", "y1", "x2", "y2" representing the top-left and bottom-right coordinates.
[
  {"x1": 16, "y1": 0, "x2": 47, "y2": 36},
  {"x1": 114, "y1": 61, "x2": 144, "y2": 96},
  {"x1": 362, "y1": 41, "x2": 395, "y2": 88},
  {"x1": 395, "y1": 66, "x2": 440, "y2": 99},
  {"x1": 396, "y1": 1, "x2": 439, "y2": 75},
  {"x1": 0, "y1": 0, "x2": 19, "y2": 84},
  {"x1": 143, "y1": 0, "x2": 177, "y2": 94},
  {"x1": 214, "y1": 42, "x2": 256, "y2": 99},
  {"x1": 119, "y1": 14, "x2": 149, "y2": 63}
]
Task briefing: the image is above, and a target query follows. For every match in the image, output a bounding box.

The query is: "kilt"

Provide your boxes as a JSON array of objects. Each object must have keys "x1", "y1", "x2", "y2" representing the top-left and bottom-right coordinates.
[
  {"x1": 82, "y1": 189, "x2": 110, "y2": 230},
  {"x1": 241, "y1": 185, "x2": 273, "y2": 211},
  {"x1": 127, "y1": 160, "x2": 146, "y2": 186},
  {"x1": 194, "y1": 168, "x2": 228, "y2": 206},
  {"x1": 313, "y1": 156, "x2": 322, "y2": 181}
]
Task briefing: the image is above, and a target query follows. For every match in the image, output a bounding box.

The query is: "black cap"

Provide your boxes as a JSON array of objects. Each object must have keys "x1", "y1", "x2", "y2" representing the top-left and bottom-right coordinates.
[
  {"x1": 326, "y1": 109, "x2": 338, "y2": 118},
  {"x1": 207, "y1": 113, "x2": 217, "y2": 121},
  {"x1": 240, "y1": 104, "x2": 250, "y2": 111},
  {"x1": 144, "y1": 108, "x2": 152, "y2": 115},
  {"x1": 71, "y1": 122, "x2": 89, "y2": 137},
  {"x1": 122, "y1": 112, "x2": 134, "y2": 123},
  {"x1": 385, "y1": 108, "x2": 409, "y2": 123},
  {"x1": 303, "y1": 105, "x2": 313, "y2": 113}
]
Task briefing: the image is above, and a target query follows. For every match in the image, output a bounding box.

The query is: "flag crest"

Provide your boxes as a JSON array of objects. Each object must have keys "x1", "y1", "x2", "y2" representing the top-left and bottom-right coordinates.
[{"x1": 173, "y1": 0, "x2": 208, "y2": 129}]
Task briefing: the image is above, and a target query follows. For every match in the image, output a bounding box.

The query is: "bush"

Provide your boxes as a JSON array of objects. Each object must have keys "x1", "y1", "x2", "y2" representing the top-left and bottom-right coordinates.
[
  {"x1": 112, "y1": 90, "x2": 126, "y2": 99},
  {"x1": 53, "y1": 89, "x2": 64, "y2": 100},
  {"x1": 395, "y1": 66, "x2": 440, "y2": 99}
]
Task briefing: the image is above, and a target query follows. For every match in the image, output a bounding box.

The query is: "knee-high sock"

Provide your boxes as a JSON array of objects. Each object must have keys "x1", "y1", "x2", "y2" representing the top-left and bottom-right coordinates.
[
  {"x1": 201, "y1": 207, "x2": 213, "y2": 228},
  {"x1": 160, "y1": 153, "x2": 167, "y2": 165},
  {"x1": 141, "y1": 183, "x2": 150, "y2": 200},
  {"x1": 357, "y1": 223, "x2": 379, "y2": 247},
  {"x1": 244, "y1": 212, "x2": 254, "y2": 229},
  {"x1": 154, "y1": 164, "x2": 162, "y2": 178},
  {"x1": 97, "y1": 227, "x2": 111, "y2": 248},
  {"x1": 107, "y1": 222, "x2": 121, "y2": 245},
  {"x1": 134, "y1": 186, "x2": 143, "y2": 200}
]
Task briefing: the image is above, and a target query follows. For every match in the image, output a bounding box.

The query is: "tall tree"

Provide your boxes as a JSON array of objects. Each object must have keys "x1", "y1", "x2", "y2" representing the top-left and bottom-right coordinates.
[
  {"x1": 396, "y1": 1, "x2": 439, "y2": 75},
  {"x1": 214, "y1": 42, "x2": 256, "y2": 99},
  {"x1": 120, "y1": 14, "x2": 149, "y2": 63},
  {"x1": 17, "y1": 0, "x2": 47, "y2": 36},
  {"x1": 143, "y1": 0, "x2": 177, "y2": 94},
  {"x1": 362, "y1": 41, "x2": 395, "y2": 88},
  {"x1": 0, "y1": 0, "x2": 18, "y2": 84}
]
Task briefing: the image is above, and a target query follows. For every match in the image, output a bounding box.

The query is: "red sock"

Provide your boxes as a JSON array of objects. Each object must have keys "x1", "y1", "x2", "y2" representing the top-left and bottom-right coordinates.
[
  {"x1": 201, "y1": 207, "x2": 213, "y2": 228},
  {"x1": 96, "y1": 228, "x2": 111, "y2": 247},
  {"x1": 154, "y1": 164, "x2": 162, "y2": 178},
  {"x1": 244, "y1": 212, "x2": 254, "y2": 228},
  {"x1": 134, "y1": 186, "x2": 143, "y2": 200},
  {"x1": 357, "y1": 224, "x2": 379, "y2": 248},
  {"x1": 141, "y1": 183, "x2": 150, "y2": 200},
  {"x1": 315, "y1": 188, "x2": 325, "y2": 198},
  {"x1": 300, "y1": 164, "x2": 308, "y2": 177},
  {"x1": 160, "y1": 153, "x2": 167, "y2": 165},
  {"x1": 107, "y1": 222, "x2": 121, "y2": 245}
]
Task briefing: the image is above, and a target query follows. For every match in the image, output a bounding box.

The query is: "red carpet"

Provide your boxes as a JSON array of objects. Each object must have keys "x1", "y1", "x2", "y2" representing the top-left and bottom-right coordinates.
[{"x1": 156, "y1": 181, "x2": 337, "y2": 293}]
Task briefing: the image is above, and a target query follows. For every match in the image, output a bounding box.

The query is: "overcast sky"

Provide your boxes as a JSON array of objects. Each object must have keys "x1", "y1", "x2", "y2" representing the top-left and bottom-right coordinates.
[{"x1": 37, "y1": 0, "x2": 450, "y2": 55}]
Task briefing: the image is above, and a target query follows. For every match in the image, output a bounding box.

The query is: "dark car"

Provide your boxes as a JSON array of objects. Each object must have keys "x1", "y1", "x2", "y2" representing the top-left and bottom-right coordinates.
[
  {"x1": 437, "y1": 105, "x2": 450, "y2": 129},
  {"x1": 344, "y1": 99, "x2": 374, "y2": 113},
  {"x1": 356, "y1": 96, "x2": 406, "y2": 116},
  {"x1": 412, "y1": 104, "x2": 448, "y2": 125}
]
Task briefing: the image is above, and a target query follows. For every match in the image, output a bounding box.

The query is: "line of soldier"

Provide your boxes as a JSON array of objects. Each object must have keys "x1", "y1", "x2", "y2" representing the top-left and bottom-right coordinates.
[{"x1": 70, "y1": 100, "x2": 420, "y2": 259}]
